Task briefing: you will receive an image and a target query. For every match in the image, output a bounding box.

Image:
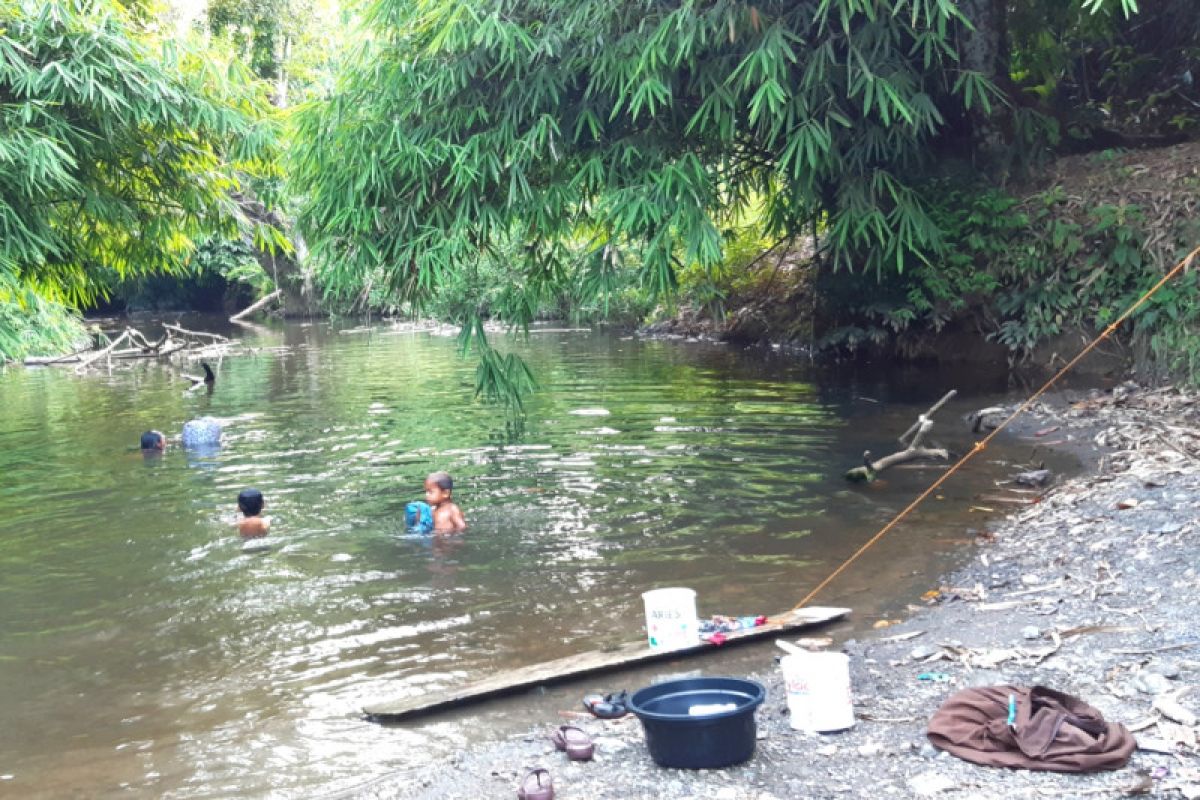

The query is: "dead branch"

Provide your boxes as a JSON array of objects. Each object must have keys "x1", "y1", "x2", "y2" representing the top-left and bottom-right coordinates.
[
  {"x1": 899, "y1": 390, "x2": 957, "y2": 446},
  {"x1": 24, "y1": 345, "x2": 93, "y2": 366},
  {"x1": 74, "y1": 329, "x2": 131, "y2": 374},
  {"x1": 846, "y1": 390, "x2": 956, "y2": 481},
  {"x1": 162, "y1": 323, "x2": 230, "y2": 343},
  {"x1": 229, "y1": 288, "x2": 282, "y2": 323},
  {"x1": 33, "y1": 325, "x2": 223, "y2": 372}
]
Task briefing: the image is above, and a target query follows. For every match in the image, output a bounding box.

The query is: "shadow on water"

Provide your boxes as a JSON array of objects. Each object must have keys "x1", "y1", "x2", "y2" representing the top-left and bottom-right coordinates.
[{"x1": 0, "y1": 318, "x2": 1086, "y2": 798}]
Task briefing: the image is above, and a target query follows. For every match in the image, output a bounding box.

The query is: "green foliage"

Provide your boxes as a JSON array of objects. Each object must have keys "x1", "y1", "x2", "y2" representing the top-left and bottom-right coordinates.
[
  {"x1": 0, "y1": 0, "x2": 283, "y2": 311},
  {"x1": 191, "y1": 237, "x2": 274, "y2": 295},
  {"x1": 208, "y1": 0, "x2": 286, "y2": 80},
  {"x1": 819, "y1": 184, "x2": 1011, "y2": 355},
  {"x1": 206, "y1": 0, "x2": 346, "y2": 105},
  {"x1": 96, "y1": 235, "x2": 272, "y2": 311},
  {"x1": 819, "y1": 170, "x2": 1200, "y2": 385},
  {"x1": 0, "y1": 292, "x2": 85, "y2": 361},
  {"x1": 1007, "y1": 0, "x2": 1198, "y2": 139},
  {"x1": 293, "y1": 0, "x2": 1015, "y2": 405}
]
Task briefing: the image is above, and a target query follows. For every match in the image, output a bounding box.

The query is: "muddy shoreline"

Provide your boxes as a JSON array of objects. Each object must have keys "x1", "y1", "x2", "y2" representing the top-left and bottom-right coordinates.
[{"x1": 359, "y1": 386, "x2": 1199, "y2": 800}]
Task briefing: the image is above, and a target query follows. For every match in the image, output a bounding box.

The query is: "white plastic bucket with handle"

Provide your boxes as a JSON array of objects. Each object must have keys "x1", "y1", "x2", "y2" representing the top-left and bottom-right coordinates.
[
  {"x1": 641, "y1": 587, "x2": 699, "y2": 650},
  {"x1": 780, "y1": 651, "x2": 855, "y2": 732}
]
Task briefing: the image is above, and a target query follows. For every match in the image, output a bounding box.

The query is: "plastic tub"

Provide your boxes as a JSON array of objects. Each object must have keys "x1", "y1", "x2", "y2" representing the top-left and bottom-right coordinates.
[
  {"x1": 628, "y1": 677, "x2": 766, "y2": 768},
  {"x1": 641, "y1": 587, "x2": 699, "y2": 650}
]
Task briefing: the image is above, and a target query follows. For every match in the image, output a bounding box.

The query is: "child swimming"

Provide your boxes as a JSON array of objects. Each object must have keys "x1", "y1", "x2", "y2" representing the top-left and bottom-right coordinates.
[
  {"x1": 424, "y1": 471, "x2": 467, "y2": 533},
  {"x1": 235, "y1": 488, "x2": 271, "y2": 539}
]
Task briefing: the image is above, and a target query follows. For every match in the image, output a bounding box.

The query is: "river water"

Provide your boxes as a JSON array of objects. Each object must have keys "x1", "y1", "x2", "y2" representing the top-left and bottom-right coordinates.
[{"x1": 0, "y1": 319, "x2": 1075, "y2": 798}]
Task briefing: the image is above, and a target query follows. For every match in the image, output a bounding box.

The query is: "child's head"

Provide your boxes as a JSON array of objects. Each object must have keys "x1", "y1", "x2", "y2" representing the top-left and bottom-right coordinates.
[
  {"x1": 238, "y1": 488, "x2": 265, "y2": 516},
  {"x1": 140, "y1": 430, "x2": 165, "y2": 450},
  {"x1": 424, "y1": 471, "x2": 453, "y2": 505}
]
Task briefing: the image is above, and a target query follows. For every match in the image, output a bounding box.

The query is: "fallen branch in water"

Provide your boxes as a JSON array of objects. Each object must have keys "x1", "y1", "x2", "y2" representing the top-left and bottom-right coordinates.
[
  {"x1": 229, "y1": 288, "x2": 282, "y2": 323},
  {"x1": 73, "y1": 329, "x2": 131, "y2": 374},
  {"x1": 27, "y1": 324, "x2": 228, "y2": 372},
  {"x1": 845, "y1": 390, "x2": 956, "y2": 482},
  {"x1": 162, "y1": 323, "x2": 229, "y2": 343}
]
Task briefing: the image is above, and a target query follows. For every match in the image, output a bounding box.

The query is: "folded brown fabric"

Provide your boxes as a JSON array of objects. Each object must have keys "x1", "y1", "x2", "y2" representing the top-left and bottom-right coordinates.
[{"x1": 927, "y1": 685, "x2": 1136, "y2": 772}]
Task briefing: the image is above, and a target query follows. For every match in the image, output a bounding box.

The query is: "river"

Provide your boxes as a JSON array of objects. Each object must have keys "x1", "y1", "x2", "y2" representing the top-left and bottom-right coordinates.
[{"x1": 0, "y1": 318, "x2": 1076, "y2": 798}]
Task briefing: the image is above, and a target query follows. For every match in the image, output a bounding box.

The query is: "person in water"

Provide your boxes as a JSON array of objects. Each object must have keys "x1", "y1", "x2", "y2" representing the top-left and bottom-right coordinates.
[
  {"x1": 424, "y1": 471, "x2": 467, "y2": 533},
  {"x1": 140, "y1": 430, "x2": 166, "y2": 451},
  {"x1": 182, "y1": 416, "x2": 222, "y2": 448},
  {"x1": 235, "y1": 488, "x2": 271, "y2": 538}
]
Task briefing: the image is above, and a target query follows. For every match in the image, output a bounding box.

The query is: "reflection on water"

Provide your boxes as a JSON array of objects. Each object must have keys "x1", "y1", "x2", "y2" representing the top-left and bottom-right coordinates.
[{"x1": 0, "y1": 320, "x2": 1075, "y2": 798}]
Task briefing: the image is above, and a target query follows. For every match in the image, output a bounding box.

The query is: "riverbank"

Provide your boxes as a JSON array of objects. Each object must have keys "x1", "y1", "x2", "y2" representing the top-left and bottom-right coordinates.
[{"x1": 361, "y1": 385, "x2": 1199, "y2": 800}]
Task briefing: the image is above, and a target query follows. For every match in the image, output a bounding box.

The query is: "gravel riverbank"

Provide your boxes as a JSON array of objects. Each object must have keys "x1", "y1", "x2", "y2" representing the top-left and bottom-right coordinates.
[{"x1": 362, "y1": 387, "x2": 1199, "y2": 800}]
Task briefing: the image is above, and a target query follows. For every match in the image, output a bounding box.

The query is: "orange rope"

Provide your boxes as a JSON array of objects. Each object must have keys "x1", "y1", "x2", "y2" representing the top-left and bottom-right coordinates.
[{"x1": 786, "y1": 243, "x2": 1200, "y2": 615}]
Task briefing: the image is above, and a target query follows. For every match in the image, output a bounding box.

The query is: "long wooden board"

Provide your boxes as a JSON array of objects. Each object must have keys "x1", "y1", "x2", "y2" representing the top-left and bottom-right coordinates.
[{"x1": 363, "y1": 605, "x2": 850, "y2": 722}]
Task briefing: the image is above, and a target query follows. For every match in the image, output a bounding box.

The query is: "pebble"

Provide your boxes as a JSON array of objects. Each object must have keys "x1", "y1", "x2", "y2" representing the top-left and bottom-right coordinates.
[
  {"x1": 908, "y1": 770, "x2": 957, "y2": 796},
  {"x1": 966, "y1": 669, "x2": 1007, "y2": 687},
  {"x1": 815, "y1": 744, "x2": 837, "y2": 756},
  {"x1": 1148, "y1": 661, "x2": 1181, "y2": 679},
  {"x1": 1021, "y1": 625, "x2": 1040, "y2": 640},
  {"x1": 909, "y1": 645, "x2": 938, "y2": 661},
  {"x1": 857, "y1": 743, "x2": 882, "y2": 757},
  {"x1": 1132, "y1": 672, "x2": 1174, "y2": 695}
]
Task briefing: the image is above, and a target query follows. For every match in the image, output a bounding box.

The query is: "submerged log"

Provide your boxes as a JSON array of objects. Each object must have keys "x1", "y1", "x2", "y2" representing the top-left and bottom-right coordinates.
[{"x1": 845, "y1": 390, "x2": 956, "y2": 482}]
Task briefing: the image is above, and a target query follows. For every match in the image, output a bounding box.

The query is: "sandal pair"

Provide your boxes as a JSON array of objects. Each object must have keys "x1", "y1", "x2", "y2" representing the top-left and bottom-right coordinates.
[
  {"x1": 582, "y1": 690, "x2": 629, "y2": 719},
  {"x1": 549, "y1": 725, "x2": 594, "y2": 761},
  {"x1": 517, "y1": 767, "x2": 553, "y2": 800}
]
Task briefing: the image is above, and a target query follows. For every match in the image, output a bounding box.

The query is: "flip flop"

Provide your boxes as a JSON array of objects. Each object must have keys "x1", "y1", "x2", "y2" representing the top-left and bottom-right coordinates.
[
  {"x1": 516, "y1": 767, "x2": 554, "y2": 800},
  {"x1": 582, "y1": 690, "x2": 629, "y2": 719},
  {"x1": 549, "y1": 725, "x2": 595, "y2": 761}
]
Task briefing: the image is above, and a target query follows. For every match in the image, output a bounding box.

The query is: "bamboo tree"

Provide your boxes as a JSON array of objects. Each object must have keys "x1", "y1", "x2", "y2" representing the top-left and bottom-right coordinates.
[{"x1": 0, "y1": 0, "x2": 284, "y2": 344}]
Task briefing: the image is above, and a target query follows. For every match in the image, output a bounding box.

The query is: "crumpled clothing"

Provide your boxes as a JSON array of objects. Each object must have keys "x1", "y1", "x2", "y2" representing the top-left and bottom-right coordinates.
[
  {"x1": 927, "y1": 685, "x2": 1135, "y2": 772},
  {"x1": 699, "y1": 614, "x2": 768, "y2": 643}
]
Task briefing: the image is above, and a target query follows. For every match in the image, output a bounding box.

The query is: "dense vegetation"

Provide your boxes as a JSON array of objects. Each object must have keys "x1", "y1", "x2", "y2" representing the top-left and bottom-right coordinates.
[
  {"x1": 0, "y1": 0, "x2": 290, "y2": 355},
  {"x1": 2, "y1": 0, "x2": 1199, "y2": 394}
]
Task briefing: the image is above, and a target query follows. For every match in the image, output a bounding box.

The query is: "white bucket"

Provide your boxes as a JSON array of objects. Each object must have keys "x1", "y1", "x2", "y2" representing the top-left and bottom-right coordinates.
[
  {"x1": 641, "y1": 587, "x2": 699, "y2": 650},
  {"x1": 780, "y1": 652, "x2": 855, "y2": 732}
]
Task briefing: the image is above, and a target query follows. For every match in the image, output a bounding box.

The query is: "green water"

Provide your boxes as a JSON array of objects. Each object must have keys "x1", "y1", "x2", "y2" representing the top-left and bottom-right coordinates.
[{"x1": 0, "y1": 319, "x2": 1071, "y2": 798}]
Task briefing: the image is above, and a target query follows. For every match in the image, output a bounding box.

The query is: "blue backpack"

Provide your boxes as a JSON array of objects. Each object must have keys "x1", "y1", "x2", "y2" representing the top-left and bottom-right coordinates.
[{"x1": 405, "y1": 501, "x2": 434, "y2": 534}]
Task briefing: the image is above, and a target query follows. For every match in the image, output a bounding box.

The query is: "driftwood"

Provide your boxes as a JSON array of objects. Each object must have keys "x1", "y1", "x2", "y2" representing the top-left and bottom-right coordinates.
[
  {"x1": 162, "y1": 323, "x2": 229, "y2": 343},
  {"x1": 845, "y1": 390, "x2": 956, "y2": 482},
  {"x1": 26, "y1": 324, "x2": 229, "y2": 372},
  {"x1": 229, "y1": 289, "x2": 282, "y2": 322},
  {"x1": 73, "y1": 330, "x2": 131, "y2": 374},
  {"x1": 23, "y1": 345, "x2": 94, "y2": 366}
]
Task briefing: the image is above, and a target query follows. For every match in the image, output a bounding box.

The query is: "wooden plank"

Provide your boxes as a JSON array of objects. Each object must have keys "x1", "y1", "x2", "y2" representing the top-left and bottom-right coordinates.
[{"x1": 363, "y1": 605, "x2": 850, "y2": 722}]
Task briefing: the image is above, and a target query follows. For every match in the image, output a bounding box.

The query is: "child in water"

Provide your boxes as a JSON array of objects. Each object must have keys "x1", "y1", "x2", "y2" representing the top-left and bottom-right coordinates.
[
  {"x1": 140, "y1": 430, "x2": 166, "y2": 451},
  {"x1": 235, "y1": 488, "x2": 271, "y2": 539},
  {"x1": 424, "y1": 471, "x2": 467, "y2": 533}
]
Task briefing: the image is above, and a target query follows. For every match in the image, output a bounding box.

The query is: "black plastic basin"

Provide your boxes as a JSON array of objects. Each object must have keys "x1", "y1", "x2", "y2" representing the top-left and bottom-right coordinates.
[{"x1": 628, "y1": 676, "x2": 766, "y2": 769}]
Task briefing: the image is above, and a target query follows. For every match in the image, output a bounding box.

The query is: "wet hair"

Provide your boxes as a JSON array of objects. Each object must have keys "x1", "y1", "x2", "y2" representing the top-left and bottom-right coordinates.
[
  {"x1": 140, "y1": 430, "x2": 164, "y2": 450},
  {"x1": 426, "y1": 471, "x2": 453, "y2": 492},
  {"x1": 238, "y1": 488, "x2": 265, "y2": 516}
]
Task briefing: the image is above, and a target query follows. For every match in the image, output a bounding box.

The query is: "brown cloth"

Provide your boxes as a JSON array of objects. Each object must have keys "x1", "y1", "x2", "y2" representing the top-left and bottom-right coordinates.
[{"x1": 927, "y1": 685, "x2": 1136, "y2": 772}]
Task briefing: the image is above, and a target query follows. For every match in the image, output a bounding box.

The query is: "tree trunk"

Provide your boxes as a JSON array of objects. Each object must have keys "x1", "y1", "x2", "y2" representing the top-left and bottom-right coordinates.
[
  {"x1": 958, "y1": 0, "x2": 1007, "y2": 83},
  {"x1": 956, "y1": 0, "x2": 1011, "y2": 156}
]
